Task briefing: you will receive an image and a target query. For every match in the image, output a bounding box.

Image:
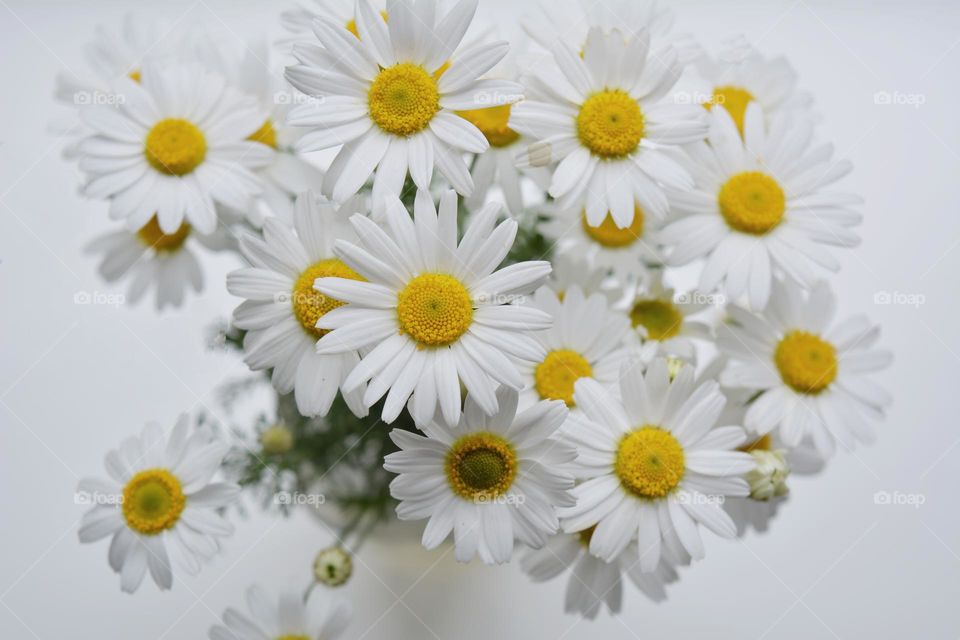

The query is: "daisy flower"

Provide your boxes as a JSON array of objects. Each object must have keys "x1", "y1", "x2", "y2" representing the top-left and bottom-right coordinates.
[
  {"x1": 516, "y1": 286, "x2": 631, "y2": 410},
  {"x1": 76, "y1": 64, "x2": 274, "y2": 235},
  {"x1": 383, "y1": 386, "x2": 576, "y2": 564},
  {"x1": 520, "y1": 530, "x2": 684, "y2": 619},
  {"x1": 312, "y1": 190, "x2": 553, "y2": 426},
  {"x1": 209, "y1": 584, "x2": 350, "y2": 640},
  {"x1": 559, "y1": 359, "x2": 756, "y2": 570},
  {"x1": 85, "y1": 216, "x2": 233, "y2": 310},
  {"x1": 717, "y1": 280, "x2": 892, "y2": 457},
  {"x1": 280, "y1": 0, "x2": 386, "y2": 43},
  {"x1": 77, "y1": 416, "x2": 239, "y2": 593},
  {"x1": 659, "y1": 102, "x2": 861, "y2": 310},
  {"x1": 284, "y1": 0, "x2": 523, "y2": 205},
  {"x1": 510, "y1": 27, "x2": 706, "y2": 228},
  {"x1": 621, "y1": 272, "x2": 715, "y2": 364},
  {"x1": 539, "y1": 200, "x2": 664, "y2": 282},
  {"x1": 226, "y1": 191, "x2": 369, "y2": 418}
]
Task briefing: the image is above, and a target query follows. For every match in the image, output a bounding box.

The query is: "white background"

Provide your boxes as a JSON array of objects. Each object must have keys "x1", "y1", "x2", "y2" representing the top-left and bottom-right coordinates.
[{"x1": 2, "y1": 0, "x2": 959, "y2": 638}]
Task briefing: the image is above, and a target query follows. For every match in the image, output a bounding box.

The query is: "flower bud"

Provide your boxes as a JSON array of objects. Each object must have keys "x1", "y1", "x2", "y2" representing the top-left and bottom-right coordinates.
[
  {"x1": 313, "y1": 546, "x2": 352, "y2": 587},
  {"x1": 746, "y1": 449, "x2": 789, "y2": 501}
]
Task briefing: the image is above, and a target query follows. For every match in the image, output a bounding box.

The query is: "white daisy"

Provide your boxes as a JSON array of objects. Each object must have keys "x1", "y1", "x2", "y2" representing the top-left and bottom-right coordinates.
[
  {"x1": 77, "y1": 416, "x2": 239, "y2": 593},
  {"x1": 280, "y1": 0, "x2": 386, "y2": 44},
  {"x1": 621, "y1": 272, "x2": 714, "y2": 364},
  {"x1": 539, "y1": 199, "x2": 664, "y2": 282},
  {"x1": 510, "y1": 26, "x2": 706, "y2": 228},
  {"x1": 559, "y1": 359, "x2": 756, "y2": 570},
  {"x1": 383, "y1": 386, "x2": 576, "y2": 564},
  {"x1": 76, "y1": 63, "x2": 274, "y2": 235},
  {"x1": 520, "y1": 531, "x2": 683, "y2": 619},
  {"x1": 209, "y1": 584, "x2": 350, "y2": 640},
  {"x1": 284, "y1": 0, "x2": 523, "y2": 206},
  {"x1": 659, "y1": 102, "x2": 861, "y2": 310},
  {"x1": 516, "y1": 286, "x2": 630, "y2": 410},
  {"x1": 85, "y1": 216, "x2": 233, "y2": 310},
  {"x1": 718, "y1": 279, "x2": 892, "y2": 457},
  {"x1": 312, "y1": 190, "x2": 553, "y2": 426},
  {"x1": 226, "y1": 191, "x2": 369, "y2": 419}
]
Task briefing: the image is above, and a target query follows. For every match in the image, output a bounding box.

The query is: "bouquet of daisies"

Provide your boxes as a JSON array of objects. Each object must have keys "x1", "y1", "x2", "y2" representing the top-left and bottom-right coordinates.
[{"x1": 62, "y1": 0, "x2": 892, "y2": 630}]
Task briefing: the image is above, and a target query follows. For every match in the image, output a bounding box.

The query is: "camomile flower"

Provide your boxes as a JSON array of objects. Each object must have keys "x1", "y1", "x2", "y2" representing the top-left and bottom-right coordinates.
[
  {"x1": 383, "y1": 386, "x2": 576, "y2": 564},
  {"x1": 284, "y1": 0, "x2": 523, "y2": 205},
  {"x1": 686, "y1": 36, "x2": 812, "y2": 136},
  {"x1": 85, "y1": 216, "x2": 233, "y2": 310},
  {"x1": 226, "y1": 191, "x2": 369, "y2": 418},
  {"x1": 280, "y1": 0, "x2": 386, "y2": 43},
  {"x1": 520, "y1": 529, "x2": 684, "y2": 619},
  {"x1": 76, "y1": 64, "x2": 273, "y2": 235},
  {"x1": 312, "y1": 190, "x2": 553, "y2": 426},
  {"x1": 77, "y1": 416, "x2": 240, "y2": 593},
  {"x1": 517, "y1": 286, "x2": 630, "y2": 410},
  {"x1": 209, "y1": 584, "x2": 350, "y2": 640},
  {"x1": 539, "y1": 200, "x2": 664, "y2": 281},
  {"x1": 621, "y1": 272, "x2": 715, "y2": 364},
  {"x1": 559, "y1": 359, "x2": 755, "y2": 570},
  {"x1": 510, "y1": 27, "x2": 706, "y2": 228},
  {"x1": 717, "y1": 280, "x2": 892, "y2": 457},
  {"x1": 659, "y1": 102, "x2": 861, "y2": 310}
]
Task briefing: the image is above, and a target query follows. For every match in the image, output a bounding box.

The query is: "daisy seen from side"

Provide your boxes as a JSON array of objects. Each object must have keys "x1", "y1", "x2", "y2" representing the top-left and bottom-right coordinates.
[{"x1": 209, "y1": 584, "x2": 350, "y2": 640}]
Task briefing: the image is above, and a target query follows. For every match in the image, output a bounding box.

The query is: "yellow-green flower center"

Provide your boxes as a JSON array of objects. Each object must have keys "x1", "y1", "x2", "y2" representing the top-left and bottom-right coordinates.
[
  {"x1": 718, "y1": 171, "x2": 785, "y2": 235},
  {"x1": 630, "y1": 299, "x2": 683, "y2": 341},
  {"x1": 368, "y1": 63, "x2": 440, "y2": 136},
  {"x1": 292, "y1": 259, "x2": 364, "y2": 338},
  {"x1": 774, "y1": 330, "x2": 837, "y2": 394},
  {"x1": 144, "y1": 118, "x2": 207, "y2": 176},
  {"x1": 136, "y1": 216, "x2": 191, "y2": 252},
  {"x1": 396, "y1": 273, "x2": 474, "y2": 348},
  {"x1": 122, "y1": 469, "x2": 186, "y2": 535},
  {"x1": 534, "y1": 349, "x2": 593, "y2": 406},
  {"x1": 615, "y1": 427, "x2": 685, "y2": 499},
  {"x1": 456, "y1": 104, "x2": 520, "y2": 148},
  {"x1": 576, "y1": 90, "x2": 644, "y2": 159},
  {"x1": 707, "y1": 85, "x2": 755, "y2": 136},
  {"x1": 581, "y1": 207, "x2": 644, "y2": 248},
  {"x1": 248, "y1": 119, "x2": 278, "y2": 149},
  {"x1": 445, "y1": 432, "x2": 518, "y2": 500}
]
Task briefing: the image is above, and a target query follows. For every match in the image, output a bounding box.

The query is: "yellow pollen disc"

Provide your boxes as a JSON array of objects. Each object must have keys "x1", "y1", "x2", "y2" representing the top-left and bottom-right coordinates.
[
  {"x1": 718, "y1": 171, "x2": 785, "y2": 235},
  {"x1": 739, "y1": 434, "x2": 772, "y2": 453},
  {"x1": 248, "y1": 119, "x2": 278, "y2": 149},
  {"x1": 581, "y1": 207, "x2": 644, "y2": 248},
  {"x1": 121, "y1": 469, "x2": 186, "y2": 535},
  {"x1": 345, "y1": 10, "x2": 388, "y2": 39},
  {"x1": 368, "y1": 63, "x2": 440, "y2": 136},
  {"x1": 136, "y1": 215, "x2": 191, "y2": 252},
  {"x1": 707, "y1": 85, "x2": 755, "y2": 136},
  {"x1": 615, "y1": 427, "x2": 685, "y2": 499},
  {"x1": 144, "y1": 118, "x2": 207, "y2": 176},
  {"x1": 128, "y1": 69, "x2": 142, "y2": 83},
  {"x1": 577, "y1": 525, "x2": 596, "y2": 547},
  {"x1": 444, "y1": 432, "x2": 518, "y2": 500},
  {"x1": 396, "y1": 273, "x2": 473, "y2": 348},
  {"x1": 630, "y1": 299, "x2": 683, "y2": 341},
  {"x1": 292, "y1": 259, "x2": 364, "y2": 338},
  {"x1": 456, "y1": 104, "x2": 519, "y2": 148},
  {"x1": 774, "y1": 330, "x2": 838, "y2": 394},
  {"x1": 534, "y1": 349, "x2": 593, "y2": 406},
  {"x1": 576, "y1": 89, "x2": 644, "y2": 159}
]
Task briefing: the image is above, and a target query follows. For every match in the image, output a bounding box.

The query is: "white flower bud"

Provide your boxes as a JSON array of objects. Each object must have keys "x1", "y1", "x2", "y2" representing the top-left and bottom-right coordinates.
[
  {"x1": 746, "y1": 449, "x2": 790, "y2": 501},
  {"x1": 313, "y1": 546, "x2": 352, "y2": 587}
]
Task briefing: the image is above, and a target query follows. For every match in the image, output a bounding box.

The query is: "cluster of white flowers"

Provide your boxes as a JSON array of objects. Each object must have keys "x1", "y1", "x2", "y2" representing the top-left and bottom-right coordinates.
[{"x1": 64, "y1": 0, "x2": 892, "y2": 628}]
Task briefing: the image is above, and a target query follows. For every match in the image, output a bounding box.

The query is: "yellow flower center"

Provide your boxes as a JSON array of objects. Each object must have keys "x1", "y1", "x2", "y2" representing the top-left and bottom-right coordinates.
[
  {"x1": 248, "y1": 119, "x2": 278, "y2": 149},
  {"x1": 615, "y1": 427, "x2": 685, "y2": 499},
  {"x1": 292, "y1": 259, "x2": 364, "y2": 338},
  {"x1": 630, "y1": 299, "x2": 683, "y2": 341},
  {"x1": 718, "y1": 171, "x2": 785, "y2": 235},
  {"x1": 121, "y1": 469, "x2": 186, "y2": 535},
  {"x1": 136, "y1": 216, "x2": 191, "y2": 252},
  {"x1": 774, "y1": 330, "x2": 838, "y2": 394},
  {"x1": 707, "y1": 85, "x2": 755, "y2": 136},
  {"x1": 534, "y1": 349, "x2": 593, "y2": 406},
  {"x1": 739, "y1": 433, "x2": 772, "y2": 452},
  {"x1": 144, "y1": 118, "x2": 207, "y2": 176},
  {"x1": 577, "y1": 525, "x2": 596, "y2": 547},
  {"x1": 456, "y1": 104, "x2": 520, "y2": 148},
  {"x1": 576, "y1": 89, "x2": 644, "y2": 159},
  {"x1": 345, "y1": 10, "x2": 388, "y2": 39},
  {"x1": 396, "y1": 273, "x2": 474, "y2": 348},
  {"x1": 445, "y1": 432, "x2": 518, "y2": 500},
  {"x1": 368, "y1": 63, "x2": 440, "y2": 136},
  {"x1": 276, "y1": 636, "x2": 311, "y2": 640},
  {"x1": 581, "y1": 207, "x2": 644, "y2": 248},
  {"x1": 128, "y1": 69, "x2": 142, "y2": 83}
]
